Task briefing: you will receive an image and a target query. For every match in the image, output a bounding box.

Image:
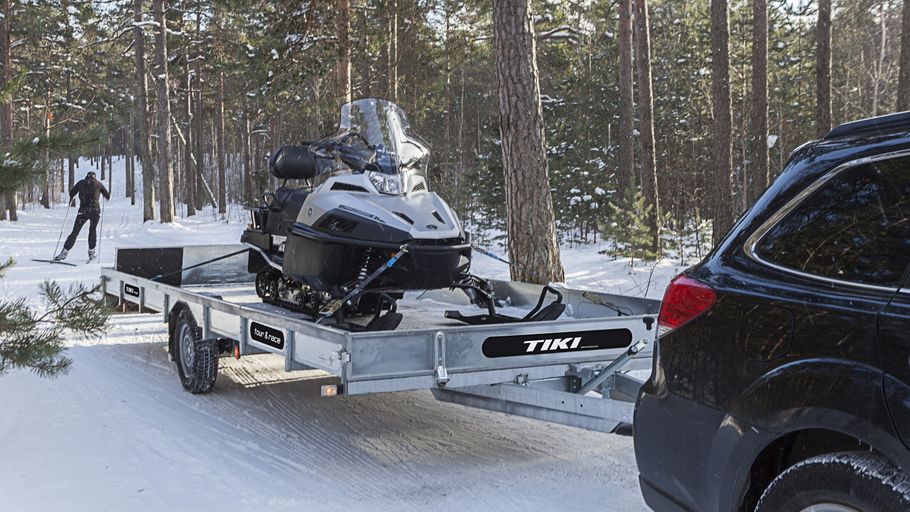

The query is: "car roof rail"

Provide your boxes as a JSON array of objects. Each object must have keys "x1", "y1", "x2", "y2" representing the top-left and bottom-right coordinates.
[{"x1": 825, "y1": 111, "x2": 910, "y2": 140}]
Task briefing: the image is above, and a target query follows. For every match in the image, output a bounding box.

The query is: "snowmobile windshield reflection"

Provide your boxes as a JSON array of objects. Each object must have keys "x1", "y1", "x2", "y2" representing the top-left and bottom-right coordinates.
[{"x1": 310, "y1": 98, "x2": 430, "y2": 187}]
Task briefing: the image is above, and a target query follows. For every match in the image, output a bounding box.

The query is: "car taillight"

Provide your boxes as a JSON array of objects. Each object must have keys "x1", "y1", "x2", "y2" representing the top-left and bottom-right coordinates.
[{"x1": 657, "y1": 274, "x2": 716, "y2": 336}]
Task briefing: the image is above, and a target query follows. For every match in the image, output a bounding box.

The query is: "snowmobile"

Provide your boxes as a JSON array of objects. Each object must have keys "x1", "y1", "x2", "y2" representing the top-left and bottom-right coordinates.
[{"x1": 242, "y1": 98, "x2": 564, "y2": 330}]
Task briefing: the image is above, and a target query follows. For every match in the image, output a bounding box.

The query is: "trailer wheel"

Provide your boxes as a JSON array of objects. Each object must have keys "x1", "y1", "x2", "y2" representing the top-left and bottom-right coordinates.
[
  {"x1": 756, "y1": 451, "x2": 910, "y2": 512},
  {"x1": 172, "y1": 309, "x2": 218, "y2": 394}
]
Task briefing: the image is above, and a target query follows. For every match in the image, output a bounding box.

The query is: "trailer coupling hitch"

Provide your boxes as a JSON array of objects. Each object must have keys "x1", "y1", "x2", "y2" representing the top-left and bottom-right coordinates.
[{"x1": 575, "y1": 338, "x2": 649, "y2": 396}]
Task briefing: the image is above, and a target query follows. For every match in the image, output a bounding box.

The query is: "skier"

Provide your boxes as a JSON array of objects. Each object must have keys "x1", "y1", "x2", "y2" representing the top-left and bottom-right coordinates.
[{"x1": 54, "y1": 171, "x2": 110, "y2": 263}]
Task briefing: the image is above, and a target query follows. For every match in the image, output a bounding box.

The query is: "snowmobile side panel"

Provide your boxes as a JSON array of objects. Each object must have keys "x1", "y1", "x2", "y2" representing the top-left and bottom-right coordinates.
[
  {"x1": 284, "y1": 222, "x2": 470, "y2": 292},
  {"x1": 310, "y1": 208, "x2": 412, "y2": 244}
]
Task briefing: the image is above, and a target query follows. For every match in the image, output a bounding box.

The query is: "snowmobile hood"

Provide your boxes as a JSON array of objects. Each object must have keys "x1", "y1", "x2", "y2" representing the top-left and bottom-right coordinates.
[{"x1": 298, "y1": 182, "x2": 462, "y2": 242}]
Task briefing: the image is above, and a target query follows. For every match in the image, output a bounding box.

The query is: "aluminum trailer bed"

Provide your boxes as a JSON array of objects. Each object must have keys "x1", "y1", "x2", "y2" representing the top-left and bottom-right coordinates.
[{"x1": 101, "y1": 244, "x2": 660, "y2": 434}]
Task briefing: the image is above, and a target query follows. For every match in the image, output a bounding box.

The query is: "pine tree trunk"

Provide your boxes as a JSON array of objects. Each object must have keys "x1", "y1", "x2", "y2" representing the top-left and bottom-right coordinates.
[
  {"x1": 215, "y1": 70, "x2": 226, "y2": 215},
  {"x1": 153, "y1": 0, "x2": 175, "y2": 223},
  {"x1": 41, "y1": 104, "x2": 50, "y2": 208},
  {"x1": 816, "y1": 0, "x2": 832, "y2": 137},
  {"x1": 134, "y1": 0, "x2": 156, "y2": 222},
  {"x1": 616, "y1": 0, "x2": 634, "y2": 199},
  {"x1": 391, "y1": 0, "x2": 398, "y2": 102},
  {"x1": 68, "y1": 156, "x2": 76, "y2": 190},
  {"x1": 898, "y1": 0, "x2": 910, "y2": 111},
  {"x1": 241, "y1": 111, "x2": 252, "y2": 204},
  {"x1": 749, "y1": 0, "x2": 769, "y2": 205},
  {"x1": 65, "y1": 70, "x2": 76, "y2": 193},
  {"x1": 1, "y1": 0, "x2": 15, "y2": 221},
  {"x1": 492, "y1": 0, "x2": 564, "y2": 284},
  {"x1": 871, "y1": 2, "x2": 886, "y2": 117},
  {"x1": 126, "y1": 117, "x2": 135, "y2": 205},
  {"x1": 711, "y1": 0, "x2": 733, "y2": 246},
  {"x1": 253, "y1": 129, "x2": 263, "y2": 200},
  {"x1": 633, "y1": 0, "x2": 660, "y2": 255},
  {"x1": 194, "y1": 7, "x2": 205, "y2": 210},
  {"x1": 336, "y1": 0, "x2": 352, "y2": 103},
  {"x1": 183, "y1": 30, "x2": 195, "y2": 216}
]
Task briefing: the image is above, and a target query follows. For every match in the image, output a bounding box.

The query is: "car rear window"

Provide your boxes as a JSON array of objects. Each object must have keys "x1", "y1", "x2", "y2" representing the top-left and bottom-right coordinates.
[{"x1": 755, "y1": 155, "x2": 910, "y2": 288}]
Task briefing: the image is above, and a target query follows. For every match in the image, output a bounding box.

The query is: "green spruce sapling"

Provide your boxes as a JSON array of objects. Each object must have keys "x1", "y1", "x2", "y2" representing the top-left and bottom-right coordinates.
[
  {"x1": 0, "y1": 259, "x2": 110, "y2": 377},
  {"x1": 599, "y1": 191, "x2": 661, "y2": 264}
]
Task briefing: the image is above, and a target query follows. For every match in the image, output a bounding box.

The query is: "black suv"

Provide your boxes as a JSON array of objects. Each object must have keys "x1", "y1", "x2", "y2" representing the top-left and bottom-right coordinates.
[{"x1": 634, "y1": 112, "x2": 910, "y2": 512}]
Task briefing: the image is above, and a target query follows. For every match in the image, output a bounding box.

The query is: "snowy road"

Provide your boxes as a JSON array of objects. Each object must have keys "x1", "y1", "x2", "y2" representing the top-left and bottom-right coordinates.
[
  {"x1": 0, "y1": 158, "x2": 676, "y2": 511},
  {"x1": 1, "y1": 315, "x2": 648, "y2": 511}
]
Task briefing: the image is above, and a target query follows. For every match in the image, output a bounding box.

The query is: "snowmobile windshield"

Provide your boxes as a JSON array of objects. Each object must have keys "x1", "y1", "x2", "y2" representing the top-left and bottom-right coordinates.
[{"x1": 309, "y1": 98, "x2": 430, "y2": 181}]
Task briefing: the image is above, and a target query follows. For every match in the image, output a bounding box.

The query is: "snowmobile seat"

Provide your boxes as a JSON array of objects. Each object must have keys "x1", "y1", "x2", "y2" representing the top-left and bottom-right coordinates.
[
  {"x1": 270, "y1": 145, "x2": 317, "y2": 181},
  {"x1": 267, "y1": 186, "x2": 310, "y2": 233}
]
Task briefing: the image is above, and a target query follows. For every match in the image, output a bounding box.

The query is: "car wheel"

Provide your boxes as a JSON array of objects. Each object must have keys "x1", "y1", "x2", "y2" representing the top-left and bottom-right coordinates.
[
  {"x1": 172, "y1": 309, "x2": 218, "y2": 394},
  {"x1": 756, "y1": 451, "x2": 910, "y2": 512}
]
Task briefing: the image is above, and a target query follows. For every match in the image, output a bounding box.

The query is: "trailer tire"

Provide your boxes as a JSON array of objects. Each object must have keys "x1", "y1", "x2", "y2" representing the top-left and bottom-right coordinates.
[
  {"x1": 172, "y1": 309, "x2": 218, "y2": 394},
  {"x1": 756, "y1": 451, "x2": 910, "y2": 512}
]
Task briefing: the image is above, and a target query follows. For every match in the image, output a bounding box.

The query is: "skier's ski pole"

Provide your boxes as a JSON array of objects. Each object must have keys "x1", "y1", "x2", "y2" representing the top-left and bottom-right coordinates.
[
  {"x1": 317, "y1": 245, "x2": 409, "y2": 321},
  {"x1": 51, "y1": 199, "x2": 74, "y2": 259},
  {"x1": 96, "y1": 199, "x2": 105, "y2": 262}
]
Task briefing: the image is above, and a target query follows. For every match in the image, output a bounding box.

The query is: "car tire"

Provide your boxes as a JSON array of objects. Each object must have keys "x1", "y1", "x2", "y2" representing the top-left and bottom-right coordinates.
[
  {"x1": 756, "y1": 451, "x2": 910, "y2": 512},
  {"x1": 172, "y1": 309, "x2": 218, "y2": 394}
]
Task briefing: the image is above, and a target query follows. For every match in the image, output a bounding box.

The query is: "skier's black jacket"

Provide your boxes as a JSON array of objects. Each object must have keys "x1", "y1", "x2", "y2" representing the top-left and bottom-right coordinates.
[{"x1": 69, "y1": 177, "x2": 110, "y2": 211}]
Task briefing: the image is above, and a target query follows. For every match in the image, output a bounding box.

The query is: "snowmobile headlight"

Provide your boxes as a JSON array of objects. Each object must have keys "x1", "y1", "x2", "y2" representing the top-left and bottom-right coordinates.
[{"x1": 369, "y1": 172, "x2": 405, "y2": 195}]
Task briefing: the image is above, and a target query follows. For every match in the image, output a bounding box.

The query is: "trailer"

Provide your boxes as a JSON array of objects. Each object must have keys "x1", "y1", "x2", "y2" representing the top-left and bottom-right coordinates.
[{"x1": 100, "y1": 244, "x2": 660, "y2": 434}]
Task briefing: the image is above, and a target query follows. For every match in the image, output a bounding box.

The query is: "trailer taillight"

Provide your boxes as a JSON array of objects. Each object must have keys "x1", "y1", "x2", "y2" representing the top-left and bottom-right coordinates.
[{"x1": 657, "y1": 274, "x2": 716, "y2": 336}]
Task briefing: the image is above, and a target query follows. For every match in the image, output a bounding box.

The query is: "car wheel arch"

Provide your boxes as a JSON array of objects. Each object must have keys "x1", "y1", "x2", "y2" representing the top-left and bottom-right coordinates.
[{"x1": 712, "y1": 361, "x2": 907, "y2": 511}]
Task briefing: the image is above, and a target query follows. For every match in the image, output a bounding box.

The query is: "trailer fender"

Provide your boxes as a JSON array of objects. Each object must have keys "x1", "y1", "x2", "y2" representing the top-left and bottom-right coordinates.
[{"x1": 167, "y1": 302, "x2": 195, "y2": 361}]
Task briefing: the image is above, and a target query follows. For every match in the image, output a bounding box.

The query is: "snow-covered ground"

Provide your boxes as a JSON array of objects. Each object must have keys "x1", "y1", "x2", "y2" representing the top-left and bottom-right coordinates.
[{"x1": 0, "y1": 158, "x2": 686, "y2": 511}]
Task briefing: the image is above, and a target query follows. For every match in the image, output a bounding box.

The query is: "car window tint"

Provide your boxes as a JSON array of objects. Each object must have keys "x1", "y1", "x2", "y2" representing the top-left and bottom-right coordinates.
[{"x1": 756, "y1": 155, "x2": 910, "y2": 288}]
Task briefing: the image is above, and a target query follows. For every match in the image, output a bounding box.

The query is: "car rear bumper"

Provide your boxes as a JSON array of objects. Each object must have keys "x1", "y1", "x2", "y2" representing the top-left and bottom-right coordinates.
[
  {"x1": 634, "y1": 384, "x2": 743, "y2": 512},
  {"x1": 639, "y1": 475, "x2": 693, "y2": 512}
]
